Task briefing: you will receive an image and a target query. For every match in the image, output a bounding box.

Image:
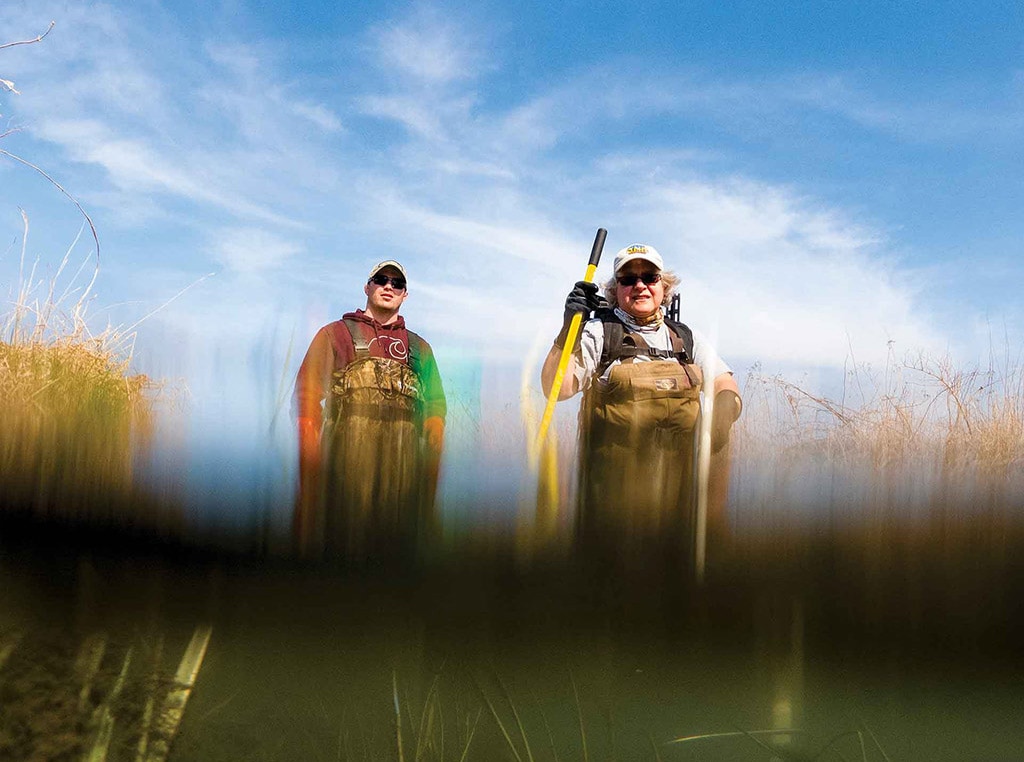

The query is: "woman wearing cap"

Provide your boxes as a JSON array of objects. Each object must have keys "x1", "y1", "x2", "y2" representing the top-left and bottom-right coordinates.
[{"x1": 541, "y1": 244, "x2": 741, "y2": 577}]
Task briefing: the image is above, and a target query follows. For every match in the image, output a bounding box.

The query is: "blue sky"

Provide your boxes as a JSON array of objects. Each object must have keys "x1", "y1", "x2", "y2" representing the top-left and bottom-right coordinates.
[{"x1": 2, "y1": 1, "x2": 1023, "y2": 512}]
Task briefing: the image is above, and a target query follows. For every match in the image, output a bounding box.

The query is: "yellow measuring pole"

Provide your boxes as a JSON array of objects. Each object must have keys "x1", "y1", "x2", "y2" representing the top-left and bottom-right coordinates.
[{"x1": 534, "y1": 228, "x2": 607, "y2": 456}]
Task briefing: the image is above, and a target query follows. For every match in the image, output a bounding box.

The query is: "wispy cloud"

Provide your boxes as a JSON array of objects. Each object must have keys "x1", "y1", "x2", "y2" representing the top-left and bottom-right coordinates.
[
  {"x1": 369, "y1": 4, "x2": 486, "y2": 85},
  {"x1": 3, "y1": 1, "x2": 1014, "y2": 378},
  {"x1": 3, "y1": 6, "x2": 329, "y2": 231},
  {"x1": 358, "y1": 94, "x2": 451, "y2": 141},
  {"x1": 291, "y1": 101, "x2": 343, "y2": 133},
  {"x1": 30, "y1": 119, "x2": 300, "y2": 227},
  {"x1": 212, "y1": 228, "x2": 303, "y2": 273},
  {"x1": 594, "y1": 173, "x2": 940, "y2": 365},
  {"x1": 781, "y1": 73, "x2": 1024, "y2": 144},
  {"x1": 342, "y1": 36, "x2": 1022, "y2": 367}
]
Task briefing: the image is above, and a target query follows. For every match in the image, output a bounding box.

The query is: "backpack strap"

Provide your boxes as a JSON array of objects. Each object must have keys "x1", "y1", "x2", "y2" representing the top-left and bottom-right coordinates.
[
  {"x1": 596, "y1": 310, "x2": 695, "y2": 374},
  {"x1": 342, "y1": 319, "x2": 372, "y2": 360},
  {"x1": 667, "y1": 328, "x2": 701, "y2": 388},
  {"x1": 597, "y1": 310, "x2": 625, "y2": 376},
  {"x1": 665, "y1": 318, "x2": 695, "y2": 363}
]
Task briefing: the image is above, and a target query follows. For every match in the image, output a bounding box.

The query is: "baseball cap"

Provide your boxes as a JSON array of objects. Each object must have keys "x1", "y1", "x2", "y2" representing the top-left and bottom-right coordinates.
[
  {"x1": 368, "y1": 260, "x2": 408, "y2": 280},
  {"x1": 613, "y1": 244, "x2": 663, "y2": 273}
]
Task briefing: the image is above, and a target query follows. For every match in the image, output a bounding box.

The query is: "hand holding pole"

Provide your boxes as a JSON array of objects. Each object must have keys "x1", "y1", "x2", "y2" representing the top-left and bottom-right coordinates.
[{"x1": 535, "y1": 228, "x2": 607, "y2": 455}]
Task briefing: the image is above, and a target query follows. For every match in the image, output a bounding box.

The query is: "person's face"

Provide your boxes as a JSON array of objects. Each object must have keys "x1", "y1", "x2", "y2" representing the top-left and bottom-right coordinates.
[
  {"x1": 615, "y1": 259, "x2": 664, "y2": 319},
  {"x1": 364, "y1": 267, "x2": 408, "y2": 312}
]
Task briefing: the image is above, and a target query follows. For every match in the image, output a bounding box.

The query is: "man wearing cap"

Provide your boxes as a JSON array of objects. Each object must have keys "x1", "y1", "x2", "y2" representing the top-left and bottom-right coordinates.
[
  {"x1": 541, "y1": 243, "x2": 741, "y2": 575},
  {"x1": 294, "y1": 260, "x2": 446, "y2": 560}
]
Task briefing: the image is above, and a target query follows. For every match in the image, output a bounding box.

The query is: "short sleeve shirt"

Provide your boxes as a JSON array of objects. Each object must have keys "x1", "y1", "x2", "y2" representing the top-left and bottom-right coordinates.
[{"x1": 573, "y1": 308, "x2": 732, "y2": 390}]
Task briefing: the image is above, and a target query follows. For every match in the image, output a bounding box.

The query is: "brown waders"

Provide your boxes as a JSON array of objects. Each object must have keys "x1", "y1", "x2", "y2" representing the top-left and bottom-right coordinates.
[
  {"x1": 577, "y1": 332, "x2": 704, "y2": 585},
  {"x1": 322, "y1": 353, "x2": 424, "y2": 564}
]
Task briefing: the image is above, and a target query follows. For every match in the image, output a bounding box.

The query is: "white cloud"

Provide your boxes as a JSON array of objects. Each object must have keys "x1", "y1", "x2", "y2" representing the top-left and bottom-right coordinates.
[
  {"x1": 2, "y1": 1, "x2": 1001, "y2": 385},
  {"x1": 34, "y1": 120, "x2": 304, "y2": 227},
  {"x1": 291, "y1": 101, "x2": 343, "y2": 133},
  {"x1": 610, "y1": 179, "x2": 942, "y2": 368},
  {"x1": 358, "y1": 94, "x2": 448, "y2": 141},
  {"x1": 370, "y1": 5, "x2": 483, "y2": 85},
  {"x1": 429, "y1": 157, "x2": 515, "y2": 179},
  {"x1": 772, "y1": 71, "x2": 1024, "y2": 145},
  {"x1": 351, "y1": 149, "x2": 945, "y2": 372},
  {"x1": 212, "y1": 228, "x2": 302, "y2": 273},
  {"x1": 595, "y1": 148, "x2": 719, "y2": 175}
]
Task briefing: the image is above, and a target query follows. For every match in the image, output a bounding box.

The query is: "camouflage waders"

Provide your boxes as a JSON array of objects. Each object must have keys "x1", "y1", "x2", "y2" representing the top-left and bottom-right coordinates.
[{"x1": 323, "y1": 350, "x2": 424, "y2": 563}]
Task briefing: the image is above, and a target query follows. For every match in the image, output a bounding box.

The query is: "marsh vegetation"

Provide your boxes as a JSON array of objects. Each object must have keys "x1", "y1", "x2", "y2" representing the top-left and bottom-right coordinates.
[{"x1": 6, "y1": 16, "x2": 1023, "y2": 761}]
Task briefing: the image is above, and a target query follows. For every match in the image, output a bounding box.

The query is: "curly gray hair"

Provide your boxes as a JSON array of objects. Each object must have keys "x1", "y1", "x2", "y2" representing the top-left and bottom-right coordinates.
[{"x1": 602, "y1": 269, "x2": 681, "y2": 310}]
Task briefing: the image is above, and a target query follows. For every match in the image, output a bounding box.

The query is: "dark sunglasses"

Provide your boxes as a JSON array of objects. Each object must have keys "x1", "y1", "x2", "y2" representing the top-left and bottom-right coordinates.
[
  {"x1": 368, "y1": 273, "x2": 407, "y2": 290},
  {"x1": 616, "y1": 272, "x2": 661, "y2": 287}
]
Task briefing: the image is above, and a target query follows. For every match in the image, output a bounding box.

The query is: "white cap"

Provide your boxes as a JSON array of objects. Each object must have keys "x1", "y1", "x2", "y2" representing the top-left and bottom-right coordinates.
[
  {"x1": 368, "y1": 260, "x2": 407, "y2": 279},
  {"x1": 613, "y1": 243, "x2": 663, "y2": 272}
]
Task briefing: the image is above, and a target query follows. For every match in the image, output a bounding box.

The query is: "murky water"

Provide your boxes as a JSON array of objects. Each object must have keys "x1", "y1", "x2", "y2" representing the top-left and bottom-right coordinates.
[{"x1": 3, "y1": 509, "x2": 1024, "y2": 761}]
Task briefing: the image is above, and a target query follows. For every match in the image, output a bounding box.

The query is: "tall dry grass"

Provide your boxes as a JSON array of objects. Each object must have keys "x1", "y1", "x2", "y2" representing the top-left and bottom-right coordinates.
[
  {"x1": 723, "y1": 347, "x2": 1024, "y2": 647},
  {"x1": 4, "y1": 21, "x2": 166, "y2": 528},
  {"x1": 0, "y1": 217, "x2": 155, "y2": 526},
  {"x1": 735, "y1": 347, "x2": 1024, "y2": 499}
]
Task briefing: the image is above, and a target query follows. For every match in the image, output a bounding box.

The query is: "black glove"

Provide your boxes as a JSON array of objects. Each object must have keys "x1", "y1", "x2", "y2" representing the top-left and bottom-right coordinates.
[
  {"x1": 711, "y1": 389, "x2": 742, "y2": 453},
  {"x1": 554, "y1": 281, "x2": 603, "y2": 349}
]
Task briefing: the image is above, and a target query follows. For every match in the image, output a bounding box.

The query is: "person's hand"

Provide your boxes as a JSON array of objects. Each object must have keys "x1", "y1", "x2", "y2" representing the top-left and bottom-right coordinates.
[
  {"x1": 423, "y1": 416, "x2": 445, "y2": 454},
  {"x1": 295, "y1": 416, "x2": 322, "y2": 554},
  {"x1": 564, "y1": 280, "x2": 602, "y2": 322},
  {"x1": 555, "y1": 281, "x2": 604, "y2": 348},
  {"x1": 298, "y1": 416, "x2": 321, "y2": 471},
  {"x1": 711, "y1": 390, "x2": 742, "y2": 453}
]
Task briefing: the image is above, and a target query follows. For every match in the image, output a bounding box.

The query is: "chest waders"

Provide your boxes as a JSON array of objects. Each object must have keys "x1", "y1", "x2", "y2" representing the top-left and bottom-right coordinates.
[
  {"x1": 322, "y1": 319, "x2": 424, "y2": 561},
  {"x1": 577, "y1": 316, "x2": 703, "y2": 573}
]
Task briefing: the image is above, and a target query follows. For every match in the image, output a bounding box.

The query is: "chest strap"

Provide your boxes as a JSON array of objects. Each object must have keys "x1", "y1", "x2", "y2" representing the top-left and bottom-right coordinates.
[
  {"x1": 616, "y1": 336, "x2": 691, "y2": 364},
  {"x1": 342, "y1": 319, "x2": 372, "y2": 360},
  {"x1": 615, "y1": 331, "x2": 699, "y2": 387},
  {"x1": 599, "y1": 317, "x2": 693, "y2": 376}
]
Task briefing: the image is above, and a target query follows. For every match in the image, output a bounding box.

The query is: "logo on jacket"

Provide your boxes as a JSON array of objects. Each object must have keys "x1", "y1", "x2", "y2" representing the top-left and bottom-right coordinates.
[{"x1": 369, "y1": 335, "x2": 408, "y2": 361}]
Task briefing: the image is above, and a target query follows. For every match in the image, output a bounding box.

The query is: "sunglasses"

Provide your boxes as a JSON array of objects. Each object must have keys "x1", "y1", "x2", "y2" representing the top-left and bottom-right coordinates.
[
  {"x1": 368, "y1": 273, "x2": 407, "y2": 290},
  {"x1": 616, "y1": 272, "x2": 661, "y2": 287}
]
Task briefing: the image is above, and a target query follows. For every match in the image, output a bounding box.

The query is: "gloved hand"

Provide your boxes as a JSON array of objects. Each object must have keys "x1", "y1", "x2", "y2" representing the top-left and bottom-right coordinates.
[
  {"x1": 423, "y1": 416, "x2": 445, "y2": 454},
  {"x1": 711, "y1": 390, "x2": 742, "y2": 453},
  {"x1": 554, "y1": 281, "x2": 604, "y2": 349}
]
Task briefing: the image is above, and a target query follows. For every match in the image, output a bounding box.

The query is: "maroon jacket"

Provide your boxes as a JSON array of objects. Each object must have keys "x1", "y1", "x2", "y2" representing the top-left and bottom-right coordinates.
[{"x1": 294, "y1": 310, "x2": 446, "y2": 423}]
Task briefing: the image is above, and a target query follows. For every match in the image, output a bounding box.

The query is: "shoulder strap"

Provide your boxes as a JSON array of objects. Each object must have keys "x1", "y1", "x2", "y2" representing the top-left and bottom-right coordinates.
[
  {"x1": 664, "y1": 318, "x2": 694, "y2": 363},
  {"x1": 405, "y1": 330, "x2": 425, "y2": 375},
  {"x1": 341, "y1": 319, "x2": 372, "y2": 359},
  {"x1": 324, "y1": 320, "x2": 355, "y2": 364},
  {"x1": 596, "y1": 309, "x2": 624, "y2": 376},
  {"x1": 597, "y1": 310, "x2": 695, "y2": 371}
]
